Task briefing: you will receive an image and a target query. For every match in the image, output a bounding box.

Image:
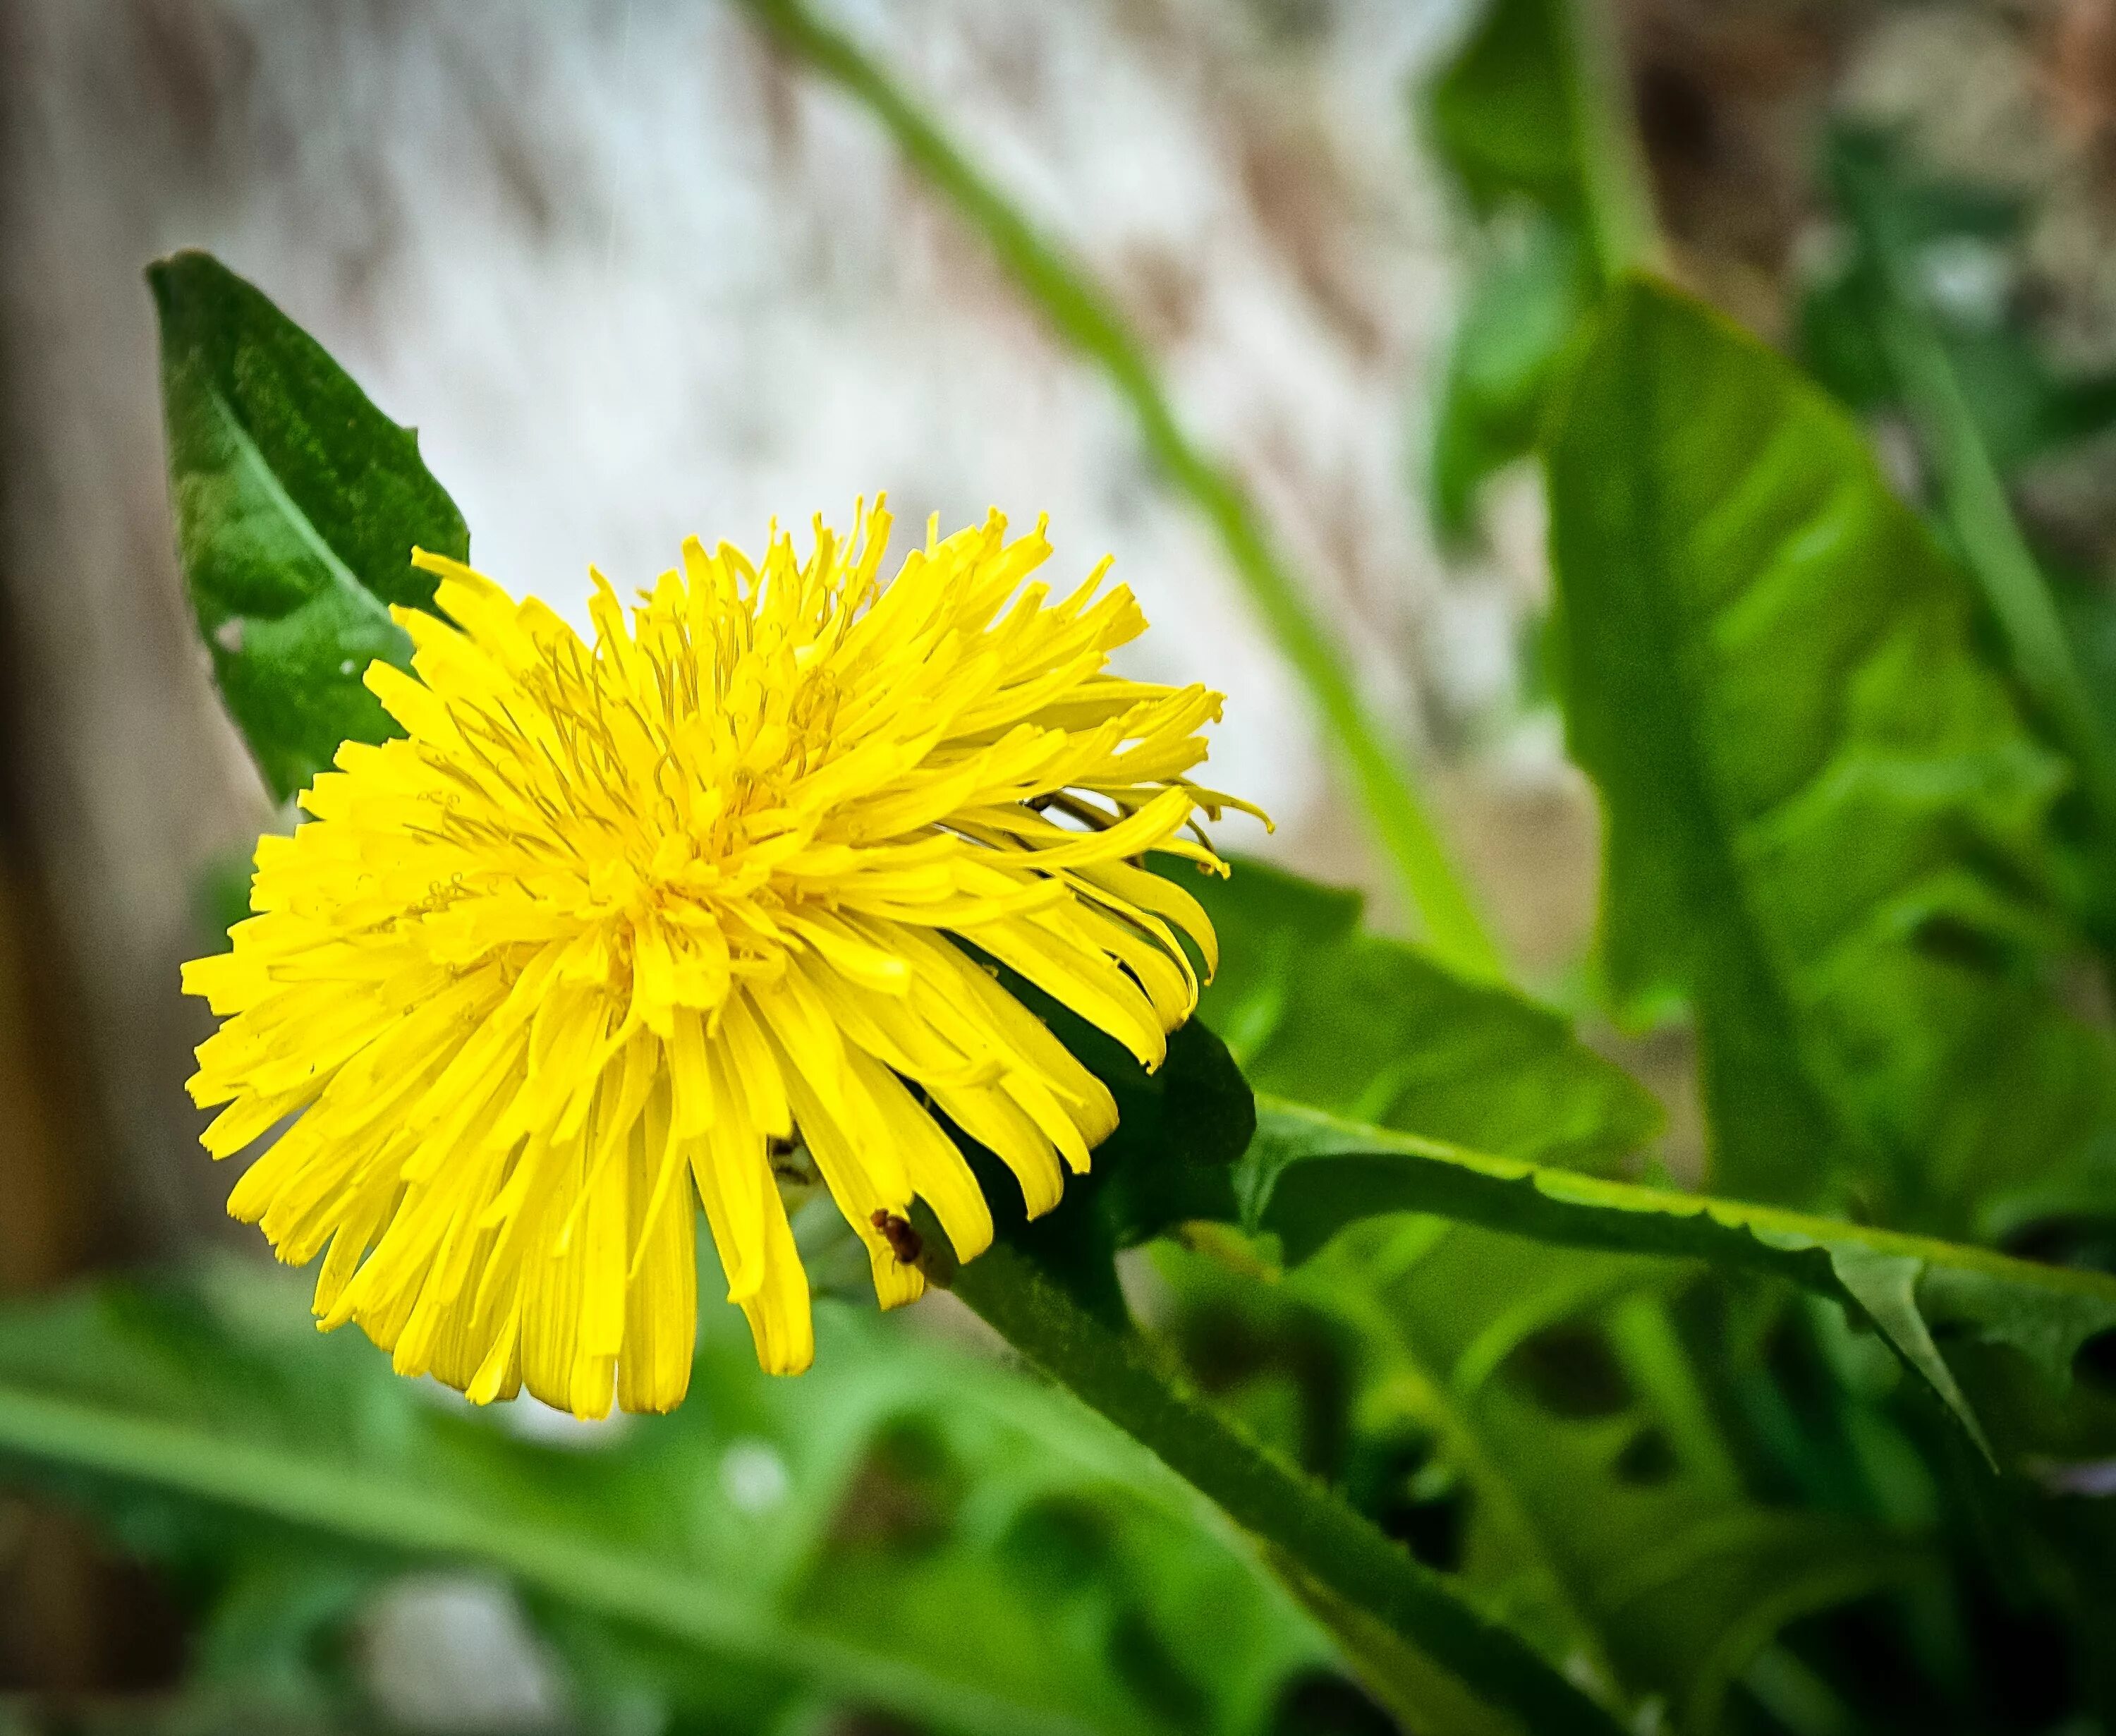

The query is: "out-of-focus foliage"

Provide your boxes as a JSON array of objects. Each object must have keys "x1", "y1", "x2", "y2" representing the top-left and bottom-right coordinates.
[
  {"x1": 1422, "y1": 0, "x2": 1598, "y2": 544},
  {"x1": 1799, "y1": 130, "x2": 2116, "y2": 482},
  {"x1": 0, "y1": 1257, "x2": 1340, "y2": 1735}
]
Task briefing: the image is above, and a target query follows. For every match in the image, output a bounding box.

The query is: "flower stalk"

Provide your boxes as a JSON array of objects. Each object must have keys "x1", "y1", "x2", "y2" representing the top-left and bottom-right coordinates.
[{"x1": 921, "y1": 1230, "x2": 1629, "y2": 1735}]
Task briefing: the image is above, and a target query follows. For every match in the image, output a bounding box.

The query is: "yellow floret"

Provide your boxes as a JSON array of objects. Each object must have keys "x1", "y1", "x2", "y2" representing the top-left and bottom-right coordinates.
[{"x1": 183, "y1": 502, "x2": 1254, "y2": 1417}]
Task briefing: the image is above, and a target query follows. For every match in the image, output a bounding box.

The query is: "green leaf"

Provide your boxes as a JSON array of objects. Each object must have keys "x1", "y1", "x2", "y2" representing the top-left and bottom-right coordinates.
[
  {"x1": 1545, "y1": 276, "x2": 2116, "y2": 1230},
  {"x1": 0, "y1": 1261, "x2": 1332, "y2": 1735},
  {"x1": 1235, "y1": 1095, "x2": 2116, "y2": 1456},
  {"x1": 1427, "y1": 0, "x2": 1584, "y2": 218},
  {"x1": 1186, "y1": 855, "x2": 1660, "y2": 1174},
  {"x1": 1421, "y1": 0, "x2": 1606, "y2": 547},
  {"x1": 1430, "y1": 215, "x2": 1596, "y2": 545},
  {"x1": 149, "y1": 250, "x2": 468, "y2": 802}
]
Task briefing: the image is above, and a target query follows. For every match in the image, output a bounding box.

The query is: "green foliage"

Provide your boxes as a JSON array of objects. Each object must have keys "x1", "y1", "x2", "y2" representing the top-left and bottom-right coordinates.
[
  {"x1": 1422, "y1": 0, "x2": 1596, "y2": 542},
  {"x1": 1799, "y1": 130, "x2": 2116, "y2": 478},
  {"x1": 0, "y1": 1261, "x2": 1335, "y2": 1735},
  {"x1": 941, "y1": 1238, "x2": 1634, "y2": 1736},
  {"x1": 1232, "y1": 1097, "x2": 2116, "y2": 1454},
  {"x1": 1428, "y1": 216, "x2": 1595, "y2": 544},
  {"x1": 1160, "y1": 1232, "x2": 1925, "y2": 1733},
  {"x1": 1545, "y1": 277, "x2": 2116, "y2": 1232},
  {"x1": 1816, "y1": 128, "x2": 2116, "y2": 899},
  {"x1": 1152, "y1": 865, "x2": 2050, "y2": 1717},
  {"x1": 1421, "y1": 0, "x2": 1655, "y2": 543},
  {"x1": 1426, "y1": 0, "x2": 1583, "y2": 219},
  {"x1": 1187, "y1": 855, "x2": 1660, "y2": 1172},
  {"x1": 149, "y1": 250, "x2": 466, "y2": 802}
]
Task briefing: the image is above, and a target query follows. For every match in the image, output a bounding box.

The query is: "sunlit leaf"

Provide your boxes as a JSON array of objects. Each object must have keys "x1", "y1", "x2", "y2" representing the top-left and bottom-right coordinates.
[{"x1": 1545, "y1": 276, "x2": 2116, "y2": 1230}]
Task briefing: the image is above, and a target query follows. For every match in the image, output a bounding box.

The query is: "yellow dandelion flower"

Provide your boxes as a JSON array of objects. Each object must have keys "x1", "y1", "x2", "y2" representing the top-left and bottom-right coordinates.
[{"x1": 182, "y1": 503, "x2": 1258, "y2": 1418}]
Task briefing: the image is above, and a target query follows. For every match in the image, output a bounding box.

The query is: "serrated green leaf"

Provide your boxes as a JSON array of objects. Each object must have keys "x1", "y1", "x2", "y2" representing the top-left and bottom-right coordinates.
[
  {"x1": 149, "y1": 250, "x2": 467, "y2": 802},
  {"x1": 1186, "y1": 855, "x2": 1660, "y2": 1174},
  {"x1": 1545, "y1": 276, "x2": 2116, "y2": 1230},
  {"x1": 1235, "y1": 1095, "x2": 2116, "y2": 1455},
  {"x1": 0, "y1": 1261, "x2": 1330, "y2": 1736}
]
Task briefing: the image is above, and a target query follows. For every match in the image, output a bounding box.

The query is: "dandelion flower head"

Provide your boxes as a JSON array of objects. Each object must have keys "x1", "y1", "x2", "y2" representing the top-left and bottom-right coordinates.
[{"x1": 183, "y1": 504, "x2": 1254, "y2": 1416}]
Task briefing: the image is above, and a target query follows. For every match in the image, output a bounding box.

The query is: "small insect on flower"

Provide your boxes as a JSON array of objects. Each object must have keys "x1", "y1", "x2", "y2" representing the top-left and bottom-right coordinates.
[{"x1": 182, "y1": 503, "x2": 1260, "y2": 1418}]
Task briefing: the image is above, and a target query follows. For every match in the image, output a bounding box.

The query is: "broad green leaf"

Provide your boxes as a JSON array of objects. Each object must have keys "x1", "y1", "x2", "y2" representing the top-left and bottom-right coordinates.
[
  {"x1": 149, "y1": 250, "x2": 467, "y2": 801},
  {"x1": 0, "y1": 1261, "x2": 1333, "y2": 1736},
  {"x1": 1545, "y1": 276, "x2": 2116, "y2": 1230},
  {"x1": 1235, "y1": 1095, "x2": 2116, "y2": 1455},
  {"x1": 1185, "y1": 855, "x2": 1660, "y2": 1174}
]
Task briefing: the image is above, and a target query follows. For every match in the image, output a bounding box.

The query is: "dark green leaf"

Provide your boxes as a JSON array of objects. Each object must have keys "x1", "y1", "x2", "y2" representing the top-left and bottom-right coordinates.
[
  {"x1": 149, "y1": 250, "x2": 467, "y2": 802},
  {"x1": 1545, "y1": 276, "x2": 2116, "y2": 1230},
  {"x1": 1235, "y1": 1095, "x2": 2116, "y2": 1455}
]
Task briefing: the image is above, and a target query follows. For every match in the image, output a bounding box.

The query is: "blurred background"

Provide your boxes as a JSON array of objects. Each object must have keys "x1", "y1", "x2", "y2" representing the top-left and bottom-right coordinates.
[{"x1": 7, "y1": 0, "x2": 2116, "y2": 1727}]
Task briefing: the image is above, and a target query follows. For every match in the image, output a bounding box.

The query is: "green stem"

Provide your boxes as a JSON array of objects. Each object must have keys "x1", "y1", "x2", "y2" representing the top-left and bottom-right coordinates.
[
  {"x1": 0, "y1": 1387, "x2": 1088, "y2": 1736},
  {"x1": 1832, "y1": 147, "x2": 2116, "y2": 851},
  {"x1": 1562, "y1": 0, "x2": 1665, "y2": 286},
  {"x1": 928, "y1": 1236, "x2": 1630, "y2": 1735},
  {"x1": 737, "y1": 0, "x2": 1502, "y2": 982}
]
